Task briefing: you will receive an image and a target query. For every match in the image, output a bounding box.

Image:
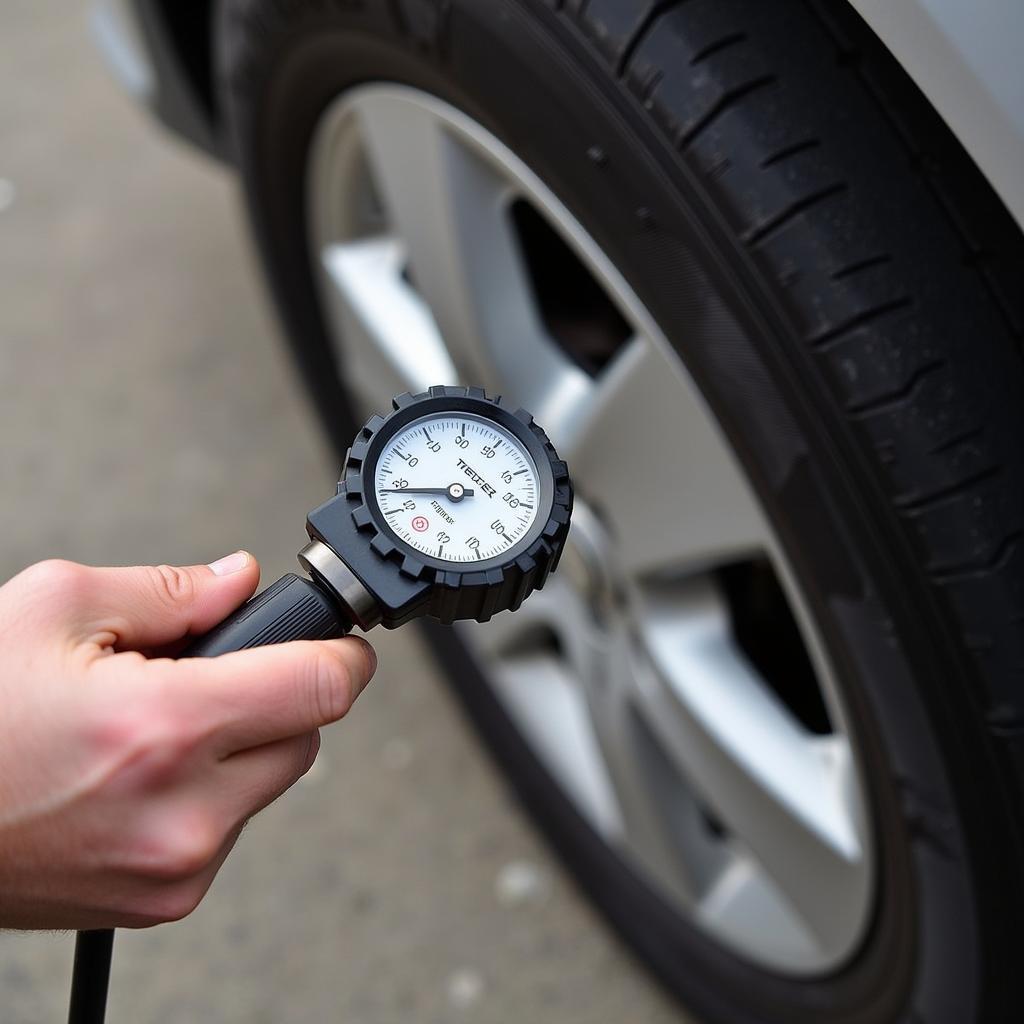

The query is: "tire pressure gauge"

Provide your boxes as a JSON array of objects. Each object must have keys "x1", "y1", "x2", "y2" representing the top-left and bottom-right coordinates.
[
  {"x1": 67, "y1": 387, "x2": 571, "y2": 1024},
  {"x1": 185, "y1": 385, "x2": 573, "y2": 655}
]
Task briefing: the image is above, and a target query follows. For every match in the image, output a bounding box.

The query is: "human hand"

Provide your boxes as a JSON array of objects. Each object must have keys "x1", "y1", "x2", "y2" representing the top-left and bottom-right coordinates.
[{"x1": 0, "y1": 553, "x2": 376, "y2": 930}]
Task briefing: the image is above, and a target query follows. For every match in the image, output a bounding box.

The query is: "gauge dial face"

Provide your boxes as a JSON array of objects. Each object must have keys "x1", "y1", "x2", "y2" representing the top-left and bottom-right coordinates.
[{"x1": 372, "y1": 413, "x2": 542, "y2": 563}]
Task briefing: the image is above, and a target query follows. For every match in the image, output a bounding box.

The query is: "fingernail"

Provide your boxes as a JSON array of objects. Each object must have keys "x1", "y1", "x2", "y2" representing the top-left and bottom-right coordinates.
[
  {"x1": 301, "y1": 730, "x2": 322, "y2": 775},
  {"x1": 208, "y1": 551, "x2": 250, "y2": 576},
  {"x1": 332, "y1": 637, "x2": 377, "y2": 695},
  {"x1": 362, "y1": 638, "x2": 378, "y2": 680}
]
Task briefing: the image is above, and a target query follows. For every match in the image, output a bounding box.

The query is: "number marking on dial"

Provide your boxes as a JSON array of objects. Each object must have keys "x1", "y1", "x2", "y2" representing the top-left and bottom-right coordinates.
[{"x1": 374, "y1": 414, "x2": 540, "y2": 563}]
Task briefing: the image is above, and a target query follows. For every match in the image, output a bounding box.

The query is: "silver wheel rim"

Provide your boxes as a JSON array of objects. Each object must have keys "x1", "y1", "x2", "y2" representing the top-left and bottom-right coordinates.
[{"x1": 307, "y1": 84, "x2": 875, "y2": 975}]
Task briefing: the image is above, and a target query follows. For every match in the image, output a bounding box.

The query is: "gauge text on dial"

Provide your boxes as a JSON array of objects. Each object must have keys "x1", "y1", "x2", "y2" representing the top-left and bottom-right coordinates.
[{"x1": 374, "y1": 414, "x2": 540, "y2": 562}]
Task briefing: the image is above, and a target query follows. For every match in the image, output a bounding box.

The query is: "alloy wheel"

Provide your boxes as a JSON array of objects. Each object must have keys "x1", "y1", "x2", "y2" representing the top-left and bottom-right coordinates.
[{"x1": 306, "y1": 85, "x2": 874, "y2": 975}]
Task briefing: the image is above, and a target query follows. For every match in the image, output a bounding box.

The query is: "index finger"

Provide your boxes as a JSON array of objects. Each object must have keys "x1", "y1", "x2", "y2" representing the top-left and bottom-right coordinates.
[{"x1": 148, "y1": 636, "x2": 377, "y2": 754}]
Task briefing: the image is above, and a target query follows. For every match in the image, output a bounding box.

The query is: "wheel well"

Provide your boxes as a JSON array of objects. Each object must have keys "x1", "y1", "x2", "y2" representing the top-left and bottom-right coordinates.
[{"x1": 153, "y1": 0, "x2": 216, "y2": 121}]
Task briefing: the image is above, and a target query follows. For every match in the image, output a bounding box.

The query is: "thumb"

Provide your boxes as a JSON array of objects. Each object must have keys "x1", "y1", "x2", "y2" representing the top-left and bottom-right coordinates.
[{"x1": 82, "y1": 552, "x2": 261, "y2": 652}]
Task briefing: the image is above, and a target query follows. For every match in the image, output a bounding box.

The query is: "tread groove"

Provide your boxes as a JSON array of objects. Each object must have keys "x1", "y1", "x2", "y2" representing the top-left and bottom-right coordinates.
[
  {"x1": 639, "y1": 68, "x2": 664, "y2": 105},
  {"x1": 930, "y1": 530, "x2": 1024, "y2": 583},
  {"x1": 615, "y1": 1, "x2": 686, "y2": 78},
  {"x1": 743, "y1": 182, "x2": 847, "y2": 246},
  {"x1": 987, "y1": 705, "x2": 1024, "y2": 737},
  {"x1": 896, "y1": 465, "x2": 1001, "y2": 514},
  {"x1": 845, "y1": 360, "x2": 944, "y2": 417},
  {"x1": 759, "y1": 138, "x2": 820, "y2": 168},
  {"x1": 831, "y1": 254, "x2": 892, "y2": 281},
  {"x1": 677, "y1": 74, "x2": 778, "y2": 148},
  {"x1": 690, "y1": 32, "x2": 747, "y2": 66},
  {"x1": 928, "y1": 426, "x2": 984, "y2": 457},
  {"x1": 809, "y1": 296, "x2": 914, "y2": 349}
]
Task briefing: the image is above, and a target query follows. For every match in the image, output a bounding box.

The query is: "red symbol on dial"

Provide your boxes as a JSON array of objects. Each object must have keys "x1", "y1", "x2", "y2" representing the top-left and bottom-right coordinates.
[{"x1": 411, "y1": 515, "x2": 430, "y2": 533}]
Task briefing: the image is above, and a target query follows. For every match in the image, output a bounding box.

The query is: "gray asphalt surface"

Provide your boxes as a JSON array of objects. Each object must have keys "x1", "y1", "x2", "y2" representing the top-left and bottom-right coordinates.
[{"x1": 0, "y1": 5, "x2": 685, "y2": 1022}]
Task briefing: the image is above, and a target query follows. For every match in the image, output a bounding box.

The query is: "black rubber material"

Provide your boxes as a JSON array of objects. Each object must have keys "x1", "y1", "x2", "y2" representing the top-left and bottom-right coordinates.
[
  {"x1": 67, "y1": 929, "x2": 114, "y2": 1024},
  {"x1": 215, "y1": 1, "x2": 1024, "y2": 1021},
  {"x1": 183, "y1": 573, "x2": 349, "y2": 657}
]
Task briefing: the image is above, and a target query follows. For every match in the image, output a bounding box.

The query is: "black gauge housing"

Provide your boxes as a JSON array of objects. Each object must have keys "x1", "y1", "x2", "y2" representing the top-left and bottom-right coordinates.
[{"x1": 306, "y1": 386, "x2": 573, "y2": 626}]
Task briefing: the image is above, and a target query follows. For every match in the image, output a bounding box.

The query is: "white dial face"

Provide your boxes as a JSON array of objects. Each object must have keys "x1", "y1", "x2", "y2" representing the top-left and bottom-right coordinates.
[{"x1": 373, "y1": 413, "x2": 541, "y2": 563}]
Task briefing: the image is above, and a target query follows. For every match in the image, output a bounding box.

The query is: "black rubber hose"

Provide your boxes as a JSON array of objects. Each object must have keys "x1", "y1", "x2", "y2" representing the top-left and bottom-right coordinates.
[{"x1": 67, "y1": 930, "x2": 114, "y2": 1024}]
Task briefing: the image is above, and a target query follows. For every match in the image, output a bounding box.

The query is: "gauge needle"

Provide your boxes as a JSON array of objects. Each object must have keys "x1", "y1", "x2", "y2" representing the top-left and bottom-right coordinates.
[{"x1": 381, "y1": 483, "x2": 474, "y2": 501}]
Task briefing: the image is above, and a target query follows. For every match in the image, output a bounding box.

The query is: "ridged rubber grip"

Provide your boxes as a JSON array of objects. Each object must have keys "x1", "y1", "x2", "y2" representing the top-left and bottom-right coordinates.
[{"x1": 183, "y1": 573, "x2": 349, "y2": 658}]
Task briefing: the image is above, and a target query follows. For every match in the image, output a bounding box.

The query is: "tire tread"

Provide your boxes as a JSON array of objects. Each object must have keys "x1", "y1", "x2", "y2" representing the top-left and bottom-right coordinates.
[{"x1": 557, "y1": 0, "x2": 1024, "y2": 694}]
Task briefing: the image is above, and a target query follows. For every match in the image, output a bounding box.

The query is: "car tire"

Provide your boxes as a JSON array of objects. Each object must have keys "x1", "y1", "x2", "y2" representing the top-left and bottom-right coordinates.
[{"x1": 215, "y1": 1, "x2": 1024, "y2": 1021}]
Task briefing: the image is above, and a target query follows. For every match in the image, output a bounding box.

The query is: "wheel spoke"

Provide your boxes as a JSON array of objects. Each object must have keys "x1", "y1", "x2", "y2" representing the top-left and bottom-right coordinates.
[
  {"x1": 559, "y1": 336, "x2": 768, "y2": 576},
  {"x1": 355, "y1": 90, "x2": 589, "y2": 420},
  {"x1": 696, "y1": 857, "x2": 821, "y2": 970},
  {"x1": 581, "y1": 619, "x2": 728, "y2": 904},
  {"x1": 318, "y1": 236, "x2": 457, "y2": 404},
  {"x1": 466, "y1": 573, "x2": 703, "y2": 902},
  {"x1": 633, "y1": 579, "x2": 870, "y2": 956},
  {"x1": 460, "y1": 578, "x2": 624, "y2": 840}
]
